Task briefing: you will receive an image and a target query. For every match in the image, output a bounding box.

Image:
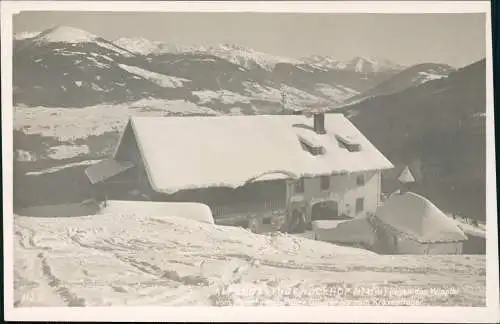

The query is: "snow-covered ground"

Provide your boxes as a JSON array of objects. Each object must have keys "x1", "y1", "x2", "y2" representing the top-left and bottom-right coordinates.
[
  {"x1": 192, "y1": 86, "x2": 331, "y2": 109},
  {"x1": 118, "y1": 64, "x2": 190, "y2": 88},
  {"x1": 47, "y1": 145, "x2": 90, "y2": 160},
  {"x1": 14, "y1": 212, "x2": 485, "y2": 307},
  {"x1": 242, "y1": 81, "x2": 281, "y2": 101},
  {"x1": 24, "y1": 160, "x2": 102, "y2": 176},
  {"x1": 14, "y1": 99, "x2": 219, "y2": 141},
  {"x1": 281, "y1": 85, "x2": 330, "y2": 106},
  {"x1": 242, "y1": 81, "x2": 334, "y2": 108},
  {"x1": 242, "y1": 81, "x2": 324, "y2": 106},
  {"x1": 194, "y1": 90, "x2": 251, "y2": 105},
  {"x1": 13, "y1": 88, "x2": 330, "y2": 163},
  {"x1": 316, "y1": 83, "x2": 360, "y2": 103},
  {"x1": 16, "y1": 149, "x2": 37, "y2": 162},
  {"x1": 412, "y1": 71, "x2": 448, "y2": 84}
]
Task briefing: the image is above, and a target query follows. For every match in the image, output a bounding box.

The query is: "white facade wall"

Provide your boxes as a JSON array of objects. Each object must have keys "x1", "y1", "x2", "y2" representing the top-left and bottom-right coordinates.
[
  {"x1": 341, "y1": 170, "x2": 380, "y2": 218},
  {"x1": 286, "y1": 170, "x2": 381, "y2": 218}
]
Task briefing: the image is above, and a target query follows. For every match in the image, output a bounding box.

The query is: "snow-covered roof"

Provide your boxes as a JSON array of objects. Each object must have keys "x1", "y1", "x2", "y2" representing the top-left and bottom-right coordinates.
[
  {"x1": 294, "y1": 127, "x2": 324, "y2": 149},
  {"x1": 85, "y1": 159, "x2": 134, "y2": 185},
  {"x1": 99, "y1": 200, "x2": 214, "y2": 224},
  {"x1": 374, "y1": 192, "x2": 468, "y2": 243},
  {"x1": 117, "y1": 114, "x2": 393, "y2": 194},
  {"x1": 398, "y1": 166, "x2": 416, "y2": 183},
  {"x1": 456, "y1": 221, "x2": 486, "y2": 239}
]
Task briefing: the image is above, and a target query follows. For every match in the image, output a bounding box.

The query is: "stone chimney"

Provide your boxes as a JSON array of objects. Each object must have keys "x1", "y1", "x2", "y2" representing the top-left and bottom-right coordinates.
[{"x1": 313, "y1": 113, "x2": 326, "y2": 134}]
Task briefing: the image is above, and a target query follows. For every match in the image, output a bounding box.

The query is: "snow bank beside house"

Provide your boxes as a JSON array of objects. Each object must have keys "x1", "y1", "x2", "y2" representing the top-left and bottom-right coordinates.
[
  {"x1": 14, "y1": 212, "x2": 485, "y2": 307},
  {"x1": 374, "y1": 192, "x2": 468, "y2": 243},
  {"x1": 99, "y1": 200, "x2": 215, "y2": 224}
]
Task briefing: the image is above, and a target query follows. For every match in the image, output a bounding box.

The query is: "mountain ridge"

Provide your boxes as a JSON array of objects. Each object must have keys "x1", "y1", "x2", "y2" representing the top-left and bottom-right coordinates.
[
  {"x1": 14, "y1": 25, "x2": 406, "y2": 109},
  {"x1": 341, "y1": 62, "x2": 456, "y2": 106},
  {"x1": 345, "y1": 58, "x2": 486, "y2": 220}
]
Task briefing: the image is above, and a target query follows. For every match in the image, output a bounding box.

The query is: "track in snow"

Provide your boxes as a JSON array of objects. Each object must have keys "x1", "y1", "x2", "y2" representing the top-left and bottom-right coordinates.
[{"x1": 13, "y1": 212, "x2": 486, "y2": 307}]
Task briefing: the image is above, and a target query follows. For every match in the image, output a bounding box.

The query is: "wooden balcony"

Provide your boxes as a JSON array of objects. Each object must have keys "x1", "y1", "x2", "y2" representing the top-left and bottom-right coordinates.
[{"x1": 210, "y1": 200, "x2": 287, "y2": 221}]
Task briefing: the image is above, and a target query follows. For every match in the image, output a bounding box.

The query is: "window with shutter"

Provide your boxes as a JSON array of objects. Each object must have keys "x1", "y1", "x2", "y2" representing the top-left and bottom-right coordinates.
[
  {"x1": 356, "y1": 197, "x2": 364, "y2": 213},
  {"x1": 320, "y1": 175, "x2": 330, "y2": 191},
  {"x1": 356, "y1": 174, "x2": 365, "y2": 186}
]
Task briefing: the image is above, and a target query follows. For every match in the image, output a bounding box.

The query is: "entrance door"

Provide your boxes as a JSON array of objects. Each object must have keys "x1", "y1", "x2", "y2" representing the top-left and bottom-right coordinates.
[
  {"x1": 288, "y1": 208, "x2": 306, "y2": 233},
  {"x1": 311, "y1": 201, "x2": 340, "y2": 221}
]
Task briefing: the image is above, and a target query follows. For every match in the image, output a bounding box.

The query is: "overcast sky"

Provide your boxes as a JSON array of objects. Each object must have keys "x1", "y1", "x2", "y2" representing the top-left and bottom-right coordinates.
[{"x1": 14, "y1": 12, "x2": 486, "y2": 68}]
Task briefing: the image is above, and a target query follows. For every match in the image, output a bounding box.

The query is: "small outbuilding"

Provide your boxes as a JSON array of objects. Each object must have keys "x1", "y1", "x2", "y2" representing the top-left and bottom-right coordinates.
[
  {"x1": 312, "y1": 217, "x2": 377, "y2": 250},
  {"x1": 370, "y1": 192, "x2": 468, "y2": 254}
]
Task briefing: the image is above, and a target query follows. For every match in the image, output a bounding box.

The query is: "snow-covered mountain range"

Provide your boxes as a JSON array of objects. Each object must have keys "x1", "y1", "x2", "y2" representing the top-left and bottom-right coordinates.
[
  {"x1": 114, "y1": 37, "x2": 405, "y2": 74},
  {"x1": 14, "y1": 25, "x2": 451, "y2": 111},
  {"x1": 114, "y1": 37, "x2": 201, "y2": 56},
  {"x1": 302, "y1": 55, "x2": 406, "y2": 73},
  {"x1": 115, "y1": 37, "x2": 304, "y2": 71}
]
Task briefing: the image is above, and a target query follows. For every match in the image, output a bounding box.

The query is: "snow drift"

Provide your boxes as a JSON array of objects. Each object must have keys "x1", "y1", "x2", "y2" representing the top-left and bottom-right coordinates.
[
  {"x1": 99, "y1": 200, "x2": 215, "y2": 224},
  {"x1": 14, "y1": 211, "x2": 485, "y2": 307}
]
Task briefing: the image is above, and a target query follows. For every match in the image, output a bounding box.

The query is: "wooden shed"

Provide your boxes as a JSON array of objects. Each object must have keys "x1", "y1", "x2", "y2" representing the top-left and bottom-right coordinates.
[{"x1": 370, "y1": 192, "x2": 468, "y2": 254}]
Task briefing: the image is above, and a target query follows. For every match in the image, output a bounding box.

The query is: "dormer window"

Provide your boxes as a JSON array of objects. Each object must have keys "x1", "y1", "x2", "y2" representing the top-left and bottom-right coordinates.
[
  {"x1": 299, "y1": 139, "x2": 325, "y2": 156},
  {"x1": 294, "y1": 126, "x2": 326, "y2": 156},
  {"x1": 336, "y1": 134, "x2": 361, "y2": 152}
]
